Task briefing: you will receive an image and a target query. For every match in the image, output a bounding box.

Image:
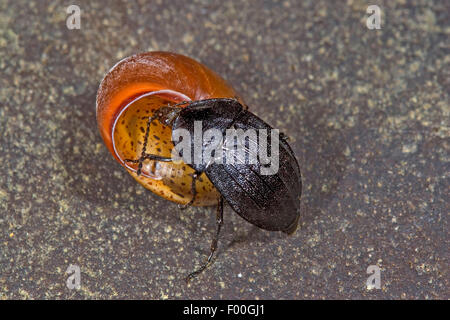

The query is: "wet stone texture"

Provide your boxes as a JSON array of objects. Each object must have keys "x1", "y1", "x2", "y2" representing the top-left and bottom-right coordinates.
[{"x1": 0, "y1": 0, "x2": 448, "y2": 299}]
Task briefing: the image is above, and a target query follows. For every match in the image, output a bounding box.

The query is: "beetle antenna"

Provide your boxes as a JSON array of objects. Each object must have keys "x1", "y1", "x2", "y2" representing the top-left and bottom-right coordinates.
[
  {"x1": 168, "y1": 100, "x2": 191, "y2": 108},
  {"x1": 186, "y1": 196, "x2": 224, "y2": 283}
]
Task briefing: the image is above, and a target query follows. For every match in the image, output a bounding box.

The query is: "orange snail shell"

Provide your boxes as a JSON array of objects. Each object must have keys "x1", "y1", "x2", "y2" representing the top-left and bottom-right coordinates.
[{"x1": 96, "y1": 51, "x2": 244, "y2": 206}]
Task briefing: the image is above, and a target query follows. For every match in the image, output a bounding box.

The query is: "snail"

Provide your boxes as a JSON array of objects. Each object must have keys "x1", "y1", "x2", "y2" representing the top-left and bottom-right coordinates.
[{"x1": 96, "y1": 51, "x2": 243, "y2": 206}]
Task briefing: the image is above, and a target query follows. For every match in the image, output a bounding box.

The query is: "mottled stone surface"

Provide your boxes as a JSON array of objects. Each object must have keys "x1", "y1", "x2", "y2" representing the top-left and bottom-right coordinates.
[{"x1": 0, "y1": 0, "x2": 448, "y2": 299}]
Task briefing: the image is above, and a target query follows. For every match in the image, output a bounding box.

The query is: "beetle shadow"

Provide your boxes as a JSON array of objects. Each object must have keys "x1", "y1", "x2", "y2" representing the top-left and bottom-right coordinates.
[
  {"x1": 220, "y1": 114, "x2": 349, "y2": 247},
  {"x1": 224, "y1": 224, "x2": 283, "y2": 250},
  {"x1": 295, "y1": 122, "x2": 348, "y2": 227}
]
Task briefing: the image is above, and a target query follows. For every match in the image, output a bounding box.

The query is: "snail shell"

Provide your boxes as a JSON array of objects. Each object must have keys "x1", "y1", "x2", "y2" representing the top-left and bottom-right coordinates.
[{"x1": 96, "y1": 51, "x2": 243, "y2": 206}]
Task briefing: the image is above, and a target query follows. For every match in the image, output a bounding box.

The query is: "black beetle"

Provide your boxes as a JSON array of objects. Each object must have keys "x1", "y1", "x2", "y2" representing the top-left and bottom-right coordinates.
[{"x1": 125, "y1": 98, "x2": 302, "y2": 281}]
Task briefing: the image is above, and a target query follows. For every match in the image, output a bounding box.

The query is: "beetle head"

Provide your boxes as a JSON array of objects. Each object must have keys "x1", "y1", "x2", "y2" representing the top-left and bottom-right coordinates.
[{"x1": 154, "y1": 105, "x2": 183, "y2": 127}]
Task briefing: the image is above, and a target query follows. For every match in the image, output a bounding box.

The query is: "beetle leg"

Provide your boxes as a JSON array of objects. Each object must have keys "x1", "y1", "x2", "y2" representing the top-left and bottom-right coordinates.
[
  {"x1": 141, "y1": 154, "x2": 172, "y2": 162},
  {"x1": 178, "y1": 171, "x2": 200, "y2": 209},
  {"x1": 124, "y1": 154, "x2": 172, "y2": 177},
  {"x1": 131, "y1": 115, "x2": 153, "y2": 176},
  {"x1": 186, "y1": 196, "x2": 224, "y2": 282},
  {"x1": 123, "y1": 114, "x2": 174, "y2": 175},
  {"x1": 124, "y1": 154, "x2": 172, "y2": 163}
]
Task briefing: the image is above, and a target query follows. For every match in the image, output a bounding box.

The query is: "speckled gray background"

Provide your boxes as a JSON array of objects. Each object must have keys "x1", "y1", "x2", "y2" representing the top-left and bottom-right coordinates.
[{"x1": 0, "y1": 0, "x2": 448, "y2": 299}]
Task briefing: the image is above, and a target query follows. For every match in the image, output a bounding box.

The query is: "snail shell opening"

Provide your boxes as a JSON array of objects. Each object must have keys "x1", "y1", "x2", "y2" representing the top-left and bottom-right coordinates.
[
  {"x1": 96, "y1": 51, "x2": 240, "y2": 206},
  {"x1": 111, "y1": 90, "x2": 190, "y2": 179}
]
